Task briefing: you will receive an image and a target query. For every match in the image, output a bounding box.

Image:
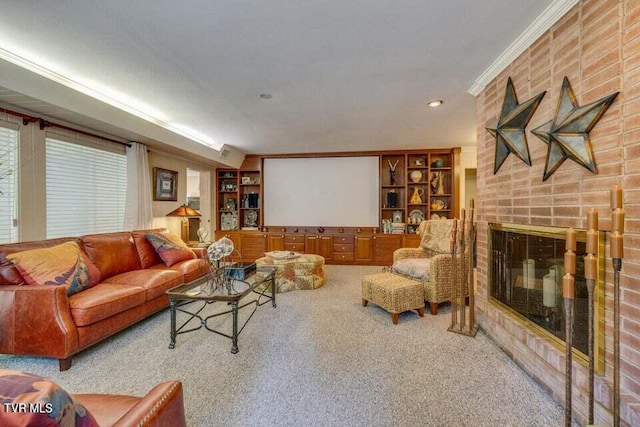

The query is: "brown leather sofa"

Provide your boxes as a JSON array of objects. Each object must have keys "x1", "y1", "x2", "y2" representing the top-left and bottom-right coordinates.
[
  {"x1": 0, "y1": 229, "x2": 208, "y2": 370},
  {"x1": 74, "y1": 380, "x2": 187, "y2": 427}
]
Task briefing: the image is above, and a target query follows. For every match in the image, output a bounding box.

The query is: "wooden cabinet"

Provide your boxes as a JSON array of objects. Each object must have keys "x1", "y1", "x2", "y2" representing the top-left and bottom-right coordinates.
[
  {"x1": 373, "y1": 234, "x2": 403, "y2": 265},
  {"x1": 403, "y1": 234, "x2": 422, "y2": 249},
  {"x1": 267, "y1": 234, "x2": 285, "y2": 251},
  {"x1": 332, "y1": 235, "x2": 354, "y2": 262},
  {"x1": 241, "y1": 232, "x2": 267, "y2": 261},
  {"x1": 355, "y1": 235, "x2": 373, "y2": 262},
  {"x1": 285, "y1": 235, "x2": 305, "y2": 252},
  {"x1": 212, "y1": 150, "x2": 459, "y2": 265},
  {"x1": 306, "y1": 235, "x2": 333, "y2": 260}
]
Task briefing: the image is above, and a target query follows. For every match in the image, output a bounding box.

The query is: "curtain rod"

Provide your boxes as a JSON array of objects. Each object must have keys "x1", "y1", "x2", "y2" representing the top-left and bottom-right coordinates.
[{"x1": 0, "y1": 107, "x2": 132, "y2": 148}]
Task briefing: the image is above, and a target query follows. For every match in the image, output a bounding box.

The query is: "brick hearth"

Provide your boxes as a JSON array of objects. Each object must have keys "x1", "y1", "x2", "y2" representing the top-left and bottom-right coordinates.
[{"x1": 474, "y1": 1, "x2": 640, "y2": 425}]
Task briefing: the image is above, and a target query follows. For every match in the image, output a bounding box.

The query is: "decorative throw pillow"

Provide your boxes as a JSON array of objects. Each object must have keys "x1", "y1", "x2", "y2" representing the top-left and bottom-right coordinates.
[
  {"x1": 420, "y1": 219, "x2": 454, "y2": 254},
  {"x1": 6, "y1": 241, "x2": 100, "y2": 296},
  {"x1": 0, "y1": 368, "x2": 99, "y2": 427},
  {"x1": 392, "y1": 258, "x2": 431, "y2": 281},
  {"x1": 146, "y1": 232, "x2": 196, "y2": 267}
]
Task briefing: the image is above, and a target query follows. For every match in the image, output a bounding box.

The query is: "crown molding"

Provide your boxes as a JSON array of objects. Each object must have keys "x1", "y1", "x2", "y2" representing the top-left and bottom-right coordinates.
[
  {"x1": 0, "y1": 46, "x2": 225, "y2": 152},
  {"x1": 467, "y1": 0, "x2": 579, "y2": 96}
]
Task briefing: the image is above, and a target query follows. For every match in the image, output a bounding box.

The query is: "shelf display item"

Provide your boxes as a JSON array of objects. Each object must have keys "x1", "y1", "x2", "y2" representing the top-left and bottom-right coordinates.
[
  {"x1": 410, "y1": 188, "x2": 424, "y2": 204},
  {"x1": 244, "y1": 209, "x2": 258, "y2": 227},
  {"x1": 248, "y1": 193, "x2": 259, "y2": 208},
  {"x1": 430, "y1": 198, "x2": 445, "y2": 211},
  {"x1": 387, "y1": 190, "x2": 398, "y2": 208},
  {"x1": 410, "y1": 170, "x2": 423, "y2": 183},
  {"x1": 408, "y1": 209, "x2": 425, "y2": 225},
  {"x1": 221, "y1": 212, "x2": 238, "y2": 230}
]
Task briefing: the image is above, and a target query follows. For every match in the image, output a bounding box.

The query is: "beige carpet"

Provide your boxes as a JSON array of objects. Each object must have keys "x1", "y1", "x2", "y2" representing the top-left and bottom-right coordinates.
[{"x1": 0, "y1": 265, "x2": 570, "y2": 426}]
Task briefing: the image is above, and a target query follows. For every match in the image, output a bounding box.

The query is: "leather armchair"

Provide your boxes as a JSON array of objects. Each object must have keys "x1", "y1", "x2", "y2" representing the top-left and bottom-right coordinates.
[{"x1": 73, "y1": 381, "x2": 186, "y2": 427}]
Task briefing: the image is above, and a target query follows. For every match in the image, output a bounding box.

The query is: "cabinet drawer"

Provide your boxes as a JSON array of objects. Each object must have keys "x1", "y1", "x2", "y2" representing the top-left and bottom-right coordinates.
[
  {"x1": 333, "y1": 243, "x2": 354, "y2": 253},
  {"x1": 285, "y1": 243, "x2": 305, "y2": 252},
  {"x1": 334, "y1": 236, "x2": 354, "y2": 244},
  {"x1": 333, "y1": 252, "x2": 354, "y2": 261},
  {"x1": 285, "y1": 235, "x2": 304, "y2": 243}
]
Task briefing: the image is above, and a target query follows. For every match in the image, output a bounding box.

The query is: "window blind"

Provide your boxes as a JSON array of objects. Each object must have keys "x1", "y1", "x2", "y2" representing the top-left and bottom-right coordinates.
[
  {"x1": 0, "y1": 126, "x2": 18, "y2": 243},
  {"x1": 46, "y1": 137, "x2": 127, "y2": 238}
]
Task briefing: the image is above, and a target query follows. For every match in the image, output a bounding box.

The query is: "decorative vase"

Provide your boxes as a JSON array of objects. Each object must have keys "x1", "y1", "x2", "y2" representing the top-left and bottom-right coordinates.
[
  {"x1": 410, "y1": 187, "x2": 424, "y2": 204},
  {"x1": 437, "y1": 172, "x2": 445, "y2": 195},
  {"x1": 410, "y1": 170, "x2": 423, "y2": 183},
  {"x1": 197, "y1": 227, "x2": 209, "y2": 243}
]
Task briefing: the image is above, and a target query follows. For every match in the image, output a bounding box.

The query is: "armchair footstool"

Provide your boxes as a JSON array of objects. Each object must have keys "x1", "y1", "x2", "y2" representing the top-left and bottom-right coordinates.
[{"x1": 361, "y1": 272, "x2": 425, "y2": 324}]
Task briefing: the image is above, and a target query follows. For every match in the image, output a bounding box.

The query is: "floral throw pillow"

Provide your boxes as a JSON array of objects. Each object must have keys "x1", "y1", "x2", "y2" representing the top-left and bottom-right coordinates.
[
  {"x1": 146, "y1": 232, "x2": 196, "y2": 267},
  {"x1": 6, "y1": 241, "x2": 100, "y2": 296},
  {"x1": 0, "y1": 368, "x2": 99, "y2": 427}
]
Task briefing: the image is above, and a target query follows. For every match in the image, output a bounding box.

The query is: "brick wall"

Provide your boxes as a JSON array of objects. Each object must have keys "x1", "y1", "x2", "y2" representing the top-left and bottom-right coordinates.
[{"x1": 475, "y1": 1, "x2": 640, "y2": 425}]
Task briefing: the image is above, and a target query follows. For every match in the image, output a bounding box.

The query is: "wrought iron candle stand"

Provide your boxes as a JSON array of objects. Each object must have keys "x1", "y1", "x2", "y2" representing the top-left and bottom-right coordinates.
[
  {"x1": 563, "y1": 227, "x2": 577, "y2": 427},
  {"x1": 448, "y1": 201, "x2": 478, "y2": 337},
  {"x1": 610, "y1": 185, "x2": 625, "y2": 427},
  {"x1": 585, "y1": 208, "x2": 599, "y2": 425}
]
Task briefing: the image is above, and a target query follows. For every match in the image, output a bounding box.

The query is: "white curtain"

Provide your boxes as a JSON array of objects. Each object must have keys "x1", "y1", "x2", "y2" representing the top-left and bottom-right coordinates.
[{"x1": 124, "y1": 142, "x2": 153, "y2": 230}]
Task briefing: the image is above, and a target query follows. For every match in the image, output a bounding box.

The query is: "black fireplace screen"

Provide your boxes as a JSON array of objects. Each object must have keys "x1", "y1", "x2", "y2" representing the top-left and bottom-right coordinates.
[{"x1": 488, "y1": 223, "x2": 604, "y2": 359}]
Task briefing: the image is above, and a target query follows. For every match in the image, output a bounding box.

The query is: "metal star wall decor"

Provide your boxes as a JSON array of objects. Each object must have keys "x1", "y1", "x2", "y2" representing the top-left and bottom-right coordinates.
[
  {"x1": 486, "y1": 77, "x2": 546, "y2": 174},
  {"x1": 532, "y1": 76, "x2": 619, "y2": 181}
]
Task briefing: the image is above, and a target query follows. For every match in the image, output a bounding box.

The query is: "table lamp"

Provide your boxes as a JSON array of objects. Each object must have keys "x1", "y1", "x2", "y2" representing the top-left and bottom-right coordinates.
[{"x1": 166, "y1": 204, "x2": 201, "y2": 242}]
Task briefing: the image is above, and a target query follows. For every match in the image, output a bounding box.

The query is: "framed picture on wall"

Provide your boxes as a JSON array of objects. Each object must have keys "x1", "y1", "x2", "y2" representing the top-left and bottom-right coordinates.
[{"x1": 153, "y1": 167, "x2": 178, "y2": 201}]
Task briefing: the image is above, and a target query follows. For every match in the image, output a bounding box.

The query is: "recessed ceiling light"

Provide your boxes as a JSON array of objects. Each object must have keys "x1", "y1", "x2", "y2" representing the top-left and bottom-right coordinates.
[
  {"x1": 259, "y1": 93, "x2": 273, "y2": 99},
  {"x1": 427, "y1": 99, "x2": 443, "y2": 107}
]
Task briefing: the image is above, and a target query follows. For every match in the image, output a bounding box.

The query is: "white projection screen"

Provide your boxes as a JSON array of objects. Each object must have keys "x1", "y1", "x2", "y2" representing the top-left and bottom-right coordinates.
[{"x1": 263, "y1": 157, "x2": 379, "y2": 227}]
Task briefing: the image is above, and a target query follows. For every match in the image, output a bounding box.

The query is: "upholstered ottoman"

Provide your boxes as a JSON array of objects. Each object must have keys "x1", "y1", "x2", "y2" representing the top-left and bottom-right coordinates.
[
  {"x1": 255, "y1": 254, "x2": 325, "y2": 292},
  {"x1": 361, "y1": 272, "x2": 425, "y2": 324}
]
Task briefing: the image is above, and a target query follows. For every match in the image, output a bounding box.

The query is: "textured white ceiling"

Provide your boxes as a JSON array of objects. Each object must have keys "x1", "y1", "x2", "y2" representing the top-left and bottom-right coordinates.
[{"x1": 0, "y1": 1, "x2": 555, "y2": 155}]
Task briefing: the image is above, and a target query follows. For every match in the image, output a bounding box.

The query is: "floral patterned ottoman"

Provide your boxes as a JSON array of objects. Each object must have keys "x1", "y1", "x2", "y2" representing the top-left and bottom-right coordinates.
[{"x1": 255, "y1": 254, "x2": 325, "y2": 293}]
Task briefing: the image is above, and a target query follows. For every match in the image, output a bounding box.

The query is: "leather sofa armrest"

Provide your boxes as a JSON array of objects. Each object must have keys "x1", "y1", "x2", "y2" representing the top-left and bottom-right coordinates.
[
  {"x1": 0, "y1": 285, "x2": 78, "y2": 358},
  {"x1": 112, "y1": 381, "x2": 186, "y2": 427},
  {"x1": 393, "y1": 247, "x2": 429, "y2": 263},
  {"x1": 191, "y1": 247, "x2": 206, "y2": 258}
]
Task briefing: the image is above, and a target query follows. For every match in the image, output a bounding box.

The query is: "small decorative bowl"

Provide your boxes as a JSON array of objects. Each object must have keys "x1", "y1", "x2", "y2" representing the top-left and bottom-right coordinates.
[{"x1": 432, "y1": 159, "x2": 444, "y2": 168}]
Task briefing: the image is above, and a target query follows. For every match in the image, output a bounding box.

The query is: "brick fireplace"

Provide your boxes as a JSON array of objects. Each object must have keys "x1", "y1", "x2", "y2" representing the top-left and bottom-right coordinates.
[{"x1": 474, "y1": 1, "x2": 640, "y2": 425}]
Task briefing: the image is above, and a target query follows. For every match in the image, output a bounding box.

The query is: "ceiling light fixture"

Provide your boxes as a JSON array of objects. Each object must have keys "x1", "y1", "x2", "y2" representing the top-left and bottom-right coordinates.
[
  {"x1": 427, "y1": 99, "x2": 444, "y2": 107},
  {"x1": 259, "y1": 93, "x2": 273, "y2": 99}
]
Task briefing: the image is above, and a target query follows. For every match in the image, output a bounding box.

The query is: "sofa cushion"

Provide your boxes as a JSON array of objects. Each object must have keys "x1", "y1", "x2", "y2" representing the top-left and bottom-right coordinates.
[
  {"x1": 81, "y1": 232, "x2": 142, "y2": 281},
  {"x1": 0, "y1": 368, "x2": 99, "y2": 426},
  {"x1": 68, "y1": 284, "x2": 146, "y2": 327},
  {"x1": 6, "y1": 241, "x2": 100, "y2": 296},
  {"x1": 166, "y1": 258, "x2": 210, "y2": 283},
  {"x1": 103, "y1": 269, "x2": 183, "y2": 301},
  {"x1": 146, "y1": 232, "x2": 196, "y2": 267},
  {"x1": 132, "y1": 229, "x2": 168, "y2": 269},
  {"x1": 392, "y1": 258, "x2": 431, "y2": 281}
]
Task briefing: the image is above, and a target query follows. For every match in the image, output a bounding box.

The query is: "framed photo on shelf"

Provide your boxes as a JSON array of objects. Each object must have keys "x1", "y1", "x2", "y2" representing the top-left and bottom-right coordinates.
[
  {"x1": 241, "y1": 176, "x2": 252, "y2": 185},
  {"x1": 153, "y1": 167, "x2": 178, "y2": 201}
]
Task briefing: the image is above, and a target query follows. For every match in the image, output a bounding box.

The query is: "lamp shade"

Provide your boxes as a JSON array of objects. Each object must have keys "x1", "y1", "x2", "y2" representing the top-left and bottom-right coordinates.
[{"x1": 166, "y1": 204, "x2": 201, "y2": 218}]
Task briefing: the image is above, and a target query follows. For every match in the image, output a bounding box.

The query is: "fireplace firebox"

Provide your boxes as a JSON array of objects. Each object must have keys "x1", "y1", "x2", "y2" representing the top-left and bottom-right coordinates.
[{"x1": 488, "y1": 223, "x2": 605, "y2": 371}]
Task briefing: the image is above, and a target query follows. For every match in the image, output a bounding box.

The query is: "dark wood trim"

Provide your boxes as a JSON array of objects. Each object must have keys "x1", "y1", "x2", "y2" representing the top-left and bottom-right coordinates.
[{"x1": 257, "y1": 148, "x2": 458, "y2": 159}]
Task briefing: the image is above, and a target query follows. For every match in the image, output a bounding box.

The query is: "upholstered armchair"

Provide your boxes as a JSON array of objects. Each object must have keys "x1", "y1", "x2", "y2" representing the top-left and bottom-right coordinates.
[{"x1": 392, "y1": 219, "x2": 458, "y2": 315}]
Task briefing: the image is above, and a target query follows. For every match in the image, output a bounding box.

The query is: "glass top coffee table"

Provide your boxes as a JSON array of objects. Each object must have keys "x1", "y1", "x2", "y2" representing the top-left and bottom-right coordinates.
[{"x1": 166, "y1": 264, "x2": 276, "y2": 353}]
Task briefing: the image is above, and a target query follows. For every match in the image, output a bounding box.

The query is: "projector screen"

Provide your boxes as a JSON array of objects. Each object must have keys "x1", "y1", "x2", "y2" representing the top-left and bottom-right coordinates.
[{"x1": 263, "y1": 157, "x2": 379, "y2": 227}]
